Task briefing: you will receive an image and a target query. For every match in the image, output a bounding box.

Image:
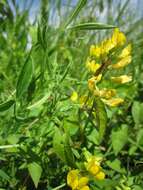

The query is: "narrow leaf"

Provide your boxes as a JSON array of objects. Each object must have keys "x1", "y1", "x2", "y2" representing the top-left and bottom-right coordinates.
[
  {"x1": 64, "y1": 0, "x2": 87, "y2": 27},
  {"x1": 68, "y1": 22, "x2": 116, "y2": 30},
  {"x1": 27, "y1": 93, "x2": 50, "y2": 109},
  {"x1": 0, "y1": 100, "x2": 15, "y2": 112},
  {"x1": 94, "y1": 98, "x2": 107, "y2": 143},
  {"x1": 16, "y1": 57, "x2": 33, "y2": 99},
  {"x1": 64, "y1": 132, "x2": 76, "y2": 168},
  {"x1": 0, "y1": 169, "x2": 10, "y2": 181},
  {"x1": 28, "y1": 162, "x2": 42, "y2": 188}
]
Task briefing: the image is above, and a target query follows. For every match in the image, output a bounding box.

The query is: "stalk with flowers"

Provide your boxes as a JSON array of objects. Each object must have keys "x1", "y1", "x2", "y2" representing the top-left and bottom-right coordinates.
[{"x1": 67, "y1": 28, "x2": 132, "y2": 190}]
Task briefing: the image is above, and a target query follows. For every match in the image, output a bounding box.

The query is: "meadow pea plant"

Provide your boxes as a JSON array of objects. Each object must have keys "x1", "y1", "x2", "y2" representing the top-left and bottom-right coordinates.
[
  {"x1": 68, "y1": 28, "x2": 132, "y2": 190},
  {"x1": 0, "y1": 0, "x2": 143, "y2": 190}
]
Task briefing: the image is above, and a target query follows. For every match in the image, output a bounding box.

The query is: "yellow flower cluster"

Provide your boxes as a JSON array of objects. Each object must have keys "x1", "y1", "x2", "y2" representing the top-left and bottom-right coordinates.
[
  {"x1": 85, "y1": 156, "x2": 105, "y2": 180},
  {"x1": 86, "y1": 28, "x2": 132, "y2": 107},
  {"x1": 70, "y1": 28, "x2": 132, "y2": 107},
  {"x1": 67, "y1": 170, "x2": 90, "y2": 190},
  {"x1": 89, "y1": 28, "x2": 126, "y2": 59},
  {"x1": 67, "y1": 156, "x2": 105, "y2": 190}
]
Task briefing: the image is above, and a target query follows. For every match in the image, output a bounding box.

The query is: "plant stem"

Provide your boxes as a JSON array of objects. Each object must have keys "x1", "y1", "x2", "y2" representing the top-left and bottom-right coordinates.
[{"x1": 52, "y1": 183, "x2": 66, "y2": 190}]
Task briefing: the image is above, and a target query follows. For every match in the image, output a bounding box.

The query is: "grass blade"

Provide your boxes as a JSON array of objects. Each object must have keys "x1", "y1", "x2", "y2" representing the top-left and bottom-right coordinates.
[
  {"x1": 64, "y1": 0, "x2": 87, "y2": 27},
  {"x1": 16, "y1": 56, "x2": 34, "y2": 99},
  {"x1": 68, "y1": 22, "x2": 116, "y2": 30}
]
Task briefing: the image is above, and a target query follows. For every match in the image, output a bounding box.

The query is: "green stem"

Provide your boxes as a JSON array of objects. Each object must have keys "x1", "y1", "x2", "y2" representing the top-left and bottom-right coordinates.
[{"x1": 52, "y1": 183, "x2": 66, "y2": 190}]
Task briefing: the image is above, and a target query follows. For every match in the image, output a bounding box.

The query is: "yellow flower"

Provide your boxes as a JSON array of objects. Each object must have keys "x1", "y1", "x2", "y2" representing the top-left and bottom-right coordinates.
[
  {"x1": 119, "y1": 44, "x2": 132, "y2": 59},
  {"x1": 67, "y1": 170, "x2": 90, "y2": 190},
  {"x1": 94, "y1": 88, "x2": 116, "y2": 99},
  {"x1": 111, "y1": 75, "x2": 132, "y2": 84},
  {"x1": 95, "y1": 171, "x2": 105, "y2": 180},
  {"x1": 67, "y1": 170, "x2": 79, "y2": 190},
  {"x1": 112, "y1": 55, "x2": 132, "y2": 69},
  {"x1": 88, "y1": 77, "x2": 95, "y2": 91},
  {"x1": 102, "y1": 98, "x2": 124, "y2": 107},
  {"x1": 95, "y1": 74, "x2": 102, "y2": 82},
  {"x1": 80, "y1": 186, "x2": 90, "y2": 190},
  {"x1": 87, "y1": 163, "x2": 100, "y2": 175},
  {"x1": 78, "y1": 177, "x2": 89, "y2": 189},
  {"x1": 85, "y1": 156, "x2": 101, "y2": 175},
  {"x1": 86, "y1": 59, "x2": 101, "y2": 73},
  {"x1": 88, "y1": 74, "x2": 102, "y2": 91},
  {"x1": 90, "y1": 45, "x2": 101, "y2": 57},
  {"x1": 71, "y1": 91, "x2": 78, "y2": 102},
  {"x1": 101, "y1": 38, "x2": 115, "y2": 55},
  {"x1": 88, "y1": 75, "x2": 102, "y2": 91},
  {"x1": 111, "y1": 28, "x2": 126, "y2": 47}
]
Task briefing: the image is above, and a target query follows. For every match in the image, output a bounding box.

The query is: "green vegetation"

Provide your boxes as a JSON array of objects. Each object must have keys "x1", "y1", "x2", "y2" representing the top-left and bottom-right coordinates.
[{"x1": 0, "y1": 0, "x2": 143, "y2": 189}]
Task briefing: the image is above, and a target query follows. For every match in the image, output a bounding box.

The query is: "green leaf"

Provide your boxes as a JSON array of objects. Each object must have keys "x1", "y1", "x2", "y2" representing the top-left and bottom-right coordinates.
[
  {"x1": 16, "y1": 57, "x2": 33, "y2": 99},
  {"x1": 94, "y1": 98, "x2": 107, "y2": 143},
  {"x1": 106, "y1": 159, "x2": 126, "y2": 173},
  {"x1": 137, "y1": 129, "x2": 143, "y2": 145},
  {"x1": 0, "y1": 169, "x2": 10, "y2": 181},
  {"x1": 93, "y1": 179, "x2": 118, "y2": 188},
  {"x1": 64, "y1": 132, "x2": 76, "y2": 168},
  {"x1": 7, "y1": 134, "x2": 20, "y2": 144},
  {"x1": 133, "y1": 185, "x2": 143, "y2": 190},
  {"x1": 87, "y1": 128, "x2": 100, "y2": 145},
  {"x1": 111, "y1": 125, "x2": 128, "y2": 155},
  {"x1": 28, "y1": 162, "x2": 42, "y2": 188},
  {"x1": 64, "y1": 0, "x2": 87, "y2": 27},
  {"x1": 129, "y1": 145, "x2": 137, "y2": 155},
  {"x1": 53, "y1": 127, "x2": 66, "y2": 162},
  {"x1": 27, "y1": 93, "x2": 50, "y2": 109},
  {"x1": 0, "y1": 100, "x2": 15, "y2": 112},
  {"x1": 68, "y1": 22, "x2": 116, "y2": 30},
  {"x1": 132, "y1": 101, "x2": 143, "y2": 124}
]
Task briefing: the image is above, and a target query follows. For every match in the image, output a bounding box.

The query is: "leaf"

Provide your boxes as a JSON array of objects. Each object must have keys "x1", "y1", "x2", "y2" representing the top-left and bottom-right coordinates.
[
  {"x1": 16, "y1": 56, "x2": 33, "y2": 99},
  {"x1": 93, "y1": 179, "x2": 118, "y2": 188},
  {"x1": 0, "y1": 169, "x2": 10, "y2": 181},
  {"x1": 132, "y1": 101, "x2": 143, "y2": 124},
  {"x1": 111, "y1": 125, "x2": 128, "y2": 155},
  {"x1": 106, "y1": 159, "x2": 126, "y2": 173},
  {"x1": 94, "y1": 98, "x2": 107, "y2": 143},
  {"x1": 37, "y1": 22, "x2": 46, "y2": 50},
  {"x1": 137, "y1": 129, "x2": 143, "y2": 145},
  {"x1": 28, "y1": 162, "x2": 42, "y2": 188},
  {"x1": 0, "y1": 100, "x2": 15, "y2": 112},
  {"x1": 68, "y1": 22, "x2": 116, "y2": 30},
  {"x1": 27, "y1": 93, "x2": 50, "y2": 109},
  {"x1": 64, "y1": 0, "x2": 87, "y2": 27},
  {"x1": 7, "y1": 134, "x2": 20, "y2": 144},
  {"x1": 129, "y1": 145, "x2": 137, "y2": 155},
  {"x1": 87, "y1": 128, "x2": 100, "y2": 145},
  {"x1": 64, "y1": 132, "x2": 76, "y2": 168},
  {"x1": 133, "y1": 185, "x2": 143, "y2": 190},
  {"x1": 53, "y1": 127, "x2": 66, "y2": 162}
]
